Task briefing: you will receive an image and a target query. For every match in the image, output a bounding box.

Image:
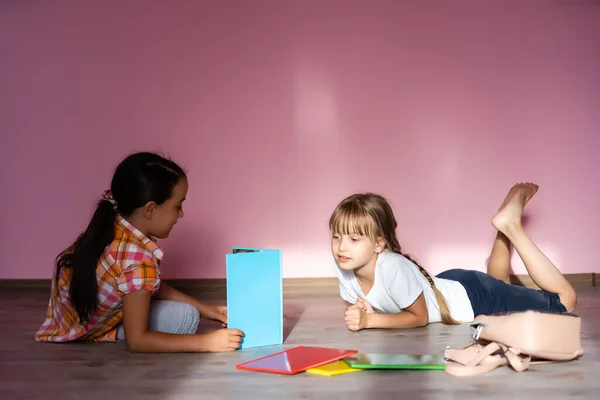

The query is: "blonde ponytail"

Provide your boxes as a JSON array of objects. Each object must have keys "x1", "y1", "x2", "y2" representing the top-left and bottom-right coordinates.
[{"x1": 413, "y1": 264, "x2": 461, "y2": 325}]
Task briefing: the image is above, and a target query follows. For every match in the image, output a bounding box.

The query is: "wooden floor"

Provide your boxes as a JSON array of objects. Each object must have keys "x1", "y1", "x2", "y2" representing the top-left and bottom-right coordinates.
[{"x1": 1, "y1": 286, "x2": 599, "y2": 400}]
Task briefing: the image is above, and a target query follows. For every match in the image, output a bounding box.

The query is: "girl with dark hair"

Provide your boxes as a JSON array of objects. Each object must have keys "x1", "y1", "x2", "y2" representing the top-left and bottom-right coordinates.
[{"x1": 36, "y1": 152, "x2": 243, "y2": 353}]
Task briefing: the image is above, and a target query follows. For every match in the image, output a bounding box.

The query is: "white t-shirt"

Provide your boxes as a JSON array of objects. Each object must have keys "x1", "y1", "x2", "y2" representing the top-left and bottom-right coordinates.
[{"x1": 333, "y1": 249, "x2": 474, "y2": 323}]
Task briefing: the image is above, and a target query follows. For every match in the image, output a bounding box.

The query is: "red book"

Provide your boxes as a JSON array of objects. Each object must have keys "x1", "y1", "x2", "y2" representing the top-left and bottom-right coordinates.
[{"x1": 236, "y1": 346, "x2": 359, "y2": 375}]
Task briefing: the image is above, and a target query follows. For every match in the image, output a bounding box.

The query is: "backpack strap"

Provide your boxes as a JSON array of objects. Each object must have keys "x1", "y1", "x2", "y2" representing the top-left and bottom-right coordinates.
[
  {"x1": 503, "y1": 347, "x2": 531, "y2": 372},
  {"x1": 444, "y1": 341, "x2": 509, "y2": 376},
  {"x1": 444, "y1": 341, "x2": 534, "y2": 376}
]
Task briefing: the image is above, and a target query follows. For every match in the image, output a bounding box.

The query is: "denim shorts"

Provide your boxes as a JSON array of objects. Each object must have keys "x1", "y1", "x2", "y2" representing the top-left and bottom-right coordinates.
[{"x1": 436, "y1": 269, "x2": 567, "y2": 317}]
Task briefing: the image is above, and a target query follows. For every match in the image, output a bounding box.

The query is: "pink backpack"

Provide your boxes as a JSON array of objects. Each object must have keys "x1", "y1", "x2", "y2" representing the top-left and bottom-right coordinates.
[{"x1": 444, "y1": 310, "x2": 584, "y2": 376}]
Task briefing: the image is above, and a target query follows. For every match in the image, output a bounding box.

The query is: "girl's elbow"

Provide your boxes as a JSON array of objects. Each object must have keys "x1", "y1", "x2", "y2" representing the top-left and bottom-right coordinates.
[
  {"x1": 125, "y1": 335, "x2": 146, "y2": 353},
  {"x1": 418, "y1": 314, "x2": 429, "y2": 327},
  {"x1": 126, "y1": 341, "x2": 143, "y2": 353}
]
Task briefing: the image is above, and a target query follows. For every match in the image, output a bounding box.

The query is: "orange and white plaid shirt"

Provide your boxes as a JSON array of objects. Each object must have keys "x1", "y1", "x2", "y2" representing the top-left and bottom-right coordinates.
[{"x1": 35, "y1": 216, "x2": 164, "y2": 342}]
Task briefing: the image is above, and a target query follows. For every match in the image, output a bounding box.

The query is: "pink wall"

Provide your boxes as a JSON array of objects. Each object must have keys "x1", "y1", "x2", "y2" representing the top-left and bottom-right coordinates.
[{"x1": 1, "y1": 1, "x2": 599, "y2": 279}]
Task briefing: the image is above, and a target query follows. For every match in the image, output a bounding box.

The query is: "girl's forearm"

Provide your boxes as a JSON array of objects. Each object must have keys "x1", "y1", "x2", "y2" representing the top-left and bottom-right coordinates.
[
  {"x1": 366, "y1": 311, "x2": 428, "y2": 329},
  {"x1": 126, "y1": 331, "x2": 212, "y2": 353}
]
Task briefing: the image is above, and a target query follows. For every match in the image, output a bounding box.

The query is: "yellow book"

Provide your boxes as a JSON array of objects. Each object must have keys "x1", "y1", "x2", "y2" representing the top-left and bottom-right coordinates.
[{"x1": 306, "y1": 360, "x2": 363, "y2": 377}]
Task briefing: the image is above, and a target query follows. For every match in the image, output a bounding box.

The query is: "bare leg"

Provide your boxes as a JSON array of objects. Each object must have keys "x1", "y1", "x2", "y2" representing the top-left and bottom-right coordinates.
[
  {"x1": 491, "y1": 183, "x2": 577, "y2": 312},
  {"x1": 486, "y1": 232, "x2": 512, "y2": 284},
  {"x1": 487, "y1": 184, "x2": 538, "y2": 284}
]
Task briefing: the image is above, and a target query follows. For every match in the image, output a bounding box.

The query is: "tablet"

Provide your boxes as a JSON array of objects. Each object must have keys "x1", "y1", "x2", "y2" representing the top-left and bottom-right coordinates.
[
  {"x1": 344, "y1": 353, "x2": 446, "y2": 370},
  {"x1": 236, "y1": 346, "x2": 359, "y2": 375}
]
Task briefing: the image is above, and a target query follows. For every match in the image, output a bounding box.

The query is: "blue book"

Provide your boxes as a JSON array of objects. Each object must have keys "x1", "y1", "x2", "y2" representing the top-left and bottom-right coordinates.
[{"x1": 226, "y1": 248, "x2": 283, "y2": 349}]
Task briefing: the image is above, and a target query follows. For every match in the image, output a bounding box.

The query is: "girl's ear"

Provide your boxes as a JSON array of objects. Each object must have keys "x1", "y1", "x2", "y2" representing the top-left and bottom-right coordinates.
[
  {"x1": 374, "y1": 237, "x2": 386, "y2": 253},
  {"x1": 143, "y1": 201, "x2": 157, "y2": 219}
]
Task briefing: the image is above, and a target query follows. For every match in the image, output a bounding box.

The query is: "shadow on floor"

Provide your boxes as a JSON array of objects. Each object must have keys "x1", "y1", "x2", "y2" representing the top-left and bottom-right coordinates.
[{"x1": 283, "y1": 301, "x2": 306, "y2": 343}]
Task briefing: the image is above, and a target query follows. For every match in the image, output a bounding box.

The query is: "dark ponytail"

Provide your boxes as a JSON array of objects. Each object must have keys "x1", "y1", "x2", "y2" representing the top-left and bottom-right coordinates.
[
  {"x1": 56, "y1": 152, "x2": 186, "y2": 324},
  {"x1": 58, "y1": 200, "x2": 117, "y2": 322}
]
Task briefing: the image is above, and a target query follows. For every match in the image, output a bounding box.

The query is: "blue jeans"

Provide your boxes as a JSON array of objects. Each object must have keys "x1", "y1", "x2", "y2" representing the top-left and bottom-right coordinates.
[
  {"x1": 437, "y1": 269, "x2": 567, "y2": 317},
  {"x1": 116, "y1": 300, "x2": 200, "y2": 340}
]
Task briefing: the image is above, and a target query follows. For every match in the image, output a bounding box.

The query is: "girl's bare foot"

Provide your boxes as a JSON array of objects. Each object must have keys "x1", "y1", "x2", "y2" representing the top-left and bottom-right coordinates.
[
  {"x1": 490, "y1": 183, "x2": 577, "y2": 312},
  {"x1": 496, "y1": 182, "x2": 538, "y2": 211},
  {"x1": 492, "y1": 183, "x2": 539, "y2": 235}
]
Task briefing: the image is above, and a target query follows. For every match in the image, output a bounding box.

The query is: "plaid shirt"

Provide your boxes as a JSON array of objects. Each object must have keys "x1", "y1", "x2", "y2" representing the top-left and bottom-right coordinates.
[{"x1": 35, "y1": 216, "x2": 163, "y2": 342}]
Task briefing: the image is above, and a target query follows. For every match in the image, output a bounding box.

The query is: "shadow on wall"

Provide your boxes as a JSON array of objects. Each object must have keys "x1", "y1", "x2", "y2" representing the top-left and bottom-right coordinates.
[{"x1": 160, "y1": 225, "x2": 227, "y2": 279}]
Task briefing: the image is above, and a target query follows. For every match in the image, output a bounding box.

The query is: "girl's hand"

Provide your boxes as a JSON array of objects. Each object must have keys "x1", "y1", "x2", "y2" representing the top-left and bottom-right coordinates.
[
  {"x1": 356, "y1": 298, "x2": 375, "y2": 314},
  {"x1": 203, "y1": 328, "x2": 244, "y2": 352},
  {"x1": 345, "y1": 304, "x2": 369, "y2": 331},
  {"x1": 203, "y1": 305, "x2": 228, "y2": 327}
]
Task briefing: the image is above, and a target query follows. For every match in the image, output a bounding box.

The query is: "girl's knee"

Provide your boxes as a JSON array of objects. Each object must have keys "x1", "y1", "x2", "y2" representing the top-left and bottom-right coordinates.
[
  {"x1": 150, "y1": 300, "x2": 200, "y2": 335},
  {"x1": 560, "y1": 289, "x2": 577, "y2": 313},
  {"x1": 178, "y1": 303, "x2": 200, "y2": 334}
]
